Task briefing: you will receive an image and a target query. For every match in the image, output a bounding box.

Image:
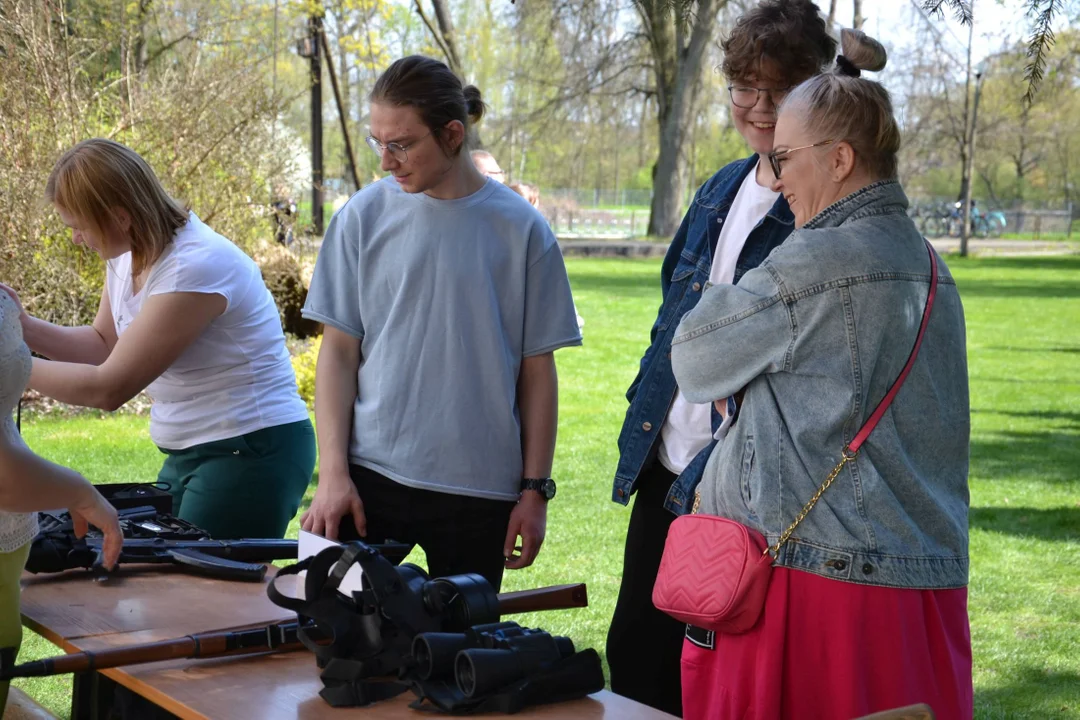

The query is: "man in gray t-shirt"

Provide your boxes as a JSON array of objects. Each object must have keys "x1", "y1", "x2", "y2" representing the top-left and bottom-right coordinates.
[
  {"x1": 300, "y1": 83, "x2": 580, "y2": 590},
  {"x1": 304, "y1": 176, "x2": 581, "y2": 499}
]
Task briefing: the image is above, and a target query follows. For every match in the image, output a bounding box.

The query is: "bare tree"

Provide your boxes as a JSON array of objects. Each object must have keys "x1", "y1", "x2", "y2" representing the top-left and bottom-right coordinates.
[
  {"x1": 827, "y1": 0, "x2": 837, "y2": 26},
  {"x1": 636, "y1": 0, "x2": 724, "y2": 237},
  {"x1": 923, "y1": 0, "x2": 1072, "y2": 102},
  {"x1": 852, "y1": 0, "x2": 863, "y2": 29},
  {"x1": 414, "y1": 0, "x2": 462, "y2": 75}
]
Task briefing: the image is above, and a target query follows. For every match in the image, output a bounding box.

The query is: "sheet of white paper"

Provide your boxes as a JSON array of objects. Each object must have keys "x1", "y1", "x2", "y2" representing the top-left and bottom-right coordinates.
[{"x1": 297, "y1": 530, "x2": 365, "y2": 599}]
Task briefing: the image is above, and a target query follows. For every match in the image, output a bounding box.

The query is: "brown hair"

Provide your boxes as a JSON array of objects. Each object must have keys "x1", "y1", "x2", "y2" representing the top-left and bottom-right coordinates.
[
  {"x1": 46, "y1": 139, "x2": 189, "y2": 278},
  {"x1": 782, "y1": 29, "x2": 900, "y2": 179},
  {"x1": 722, "y1": 0, "x2": 837, "y2": 85},
  {"x1": 371, "y1": 56, "x2": 486, "y2": 157}
]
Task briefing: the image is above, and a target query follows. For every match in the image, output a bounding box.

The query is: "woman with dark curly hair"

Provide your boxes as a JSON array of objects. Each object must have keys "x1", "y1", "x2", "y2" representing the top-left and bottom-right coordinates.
[{"x1": 608, "y1": 2, "x2": 838, "y2": 715}]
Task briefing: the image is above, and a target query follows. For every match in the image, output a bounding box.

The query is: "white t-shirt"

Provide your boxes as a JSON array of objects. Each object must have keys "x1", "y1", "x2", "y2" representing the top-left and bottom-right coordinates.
[
  {"x1": 658, "y1": 165, "x2": 780, "y2": 474},
  {"x1": 105, "y1": 214, "x2": 309, "y2": 450}
]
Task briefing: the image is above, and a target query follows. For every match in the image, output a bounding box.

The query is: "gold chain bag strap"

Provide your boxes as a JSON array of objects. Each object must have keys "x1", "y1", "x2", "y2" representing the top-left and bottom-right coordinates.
[{"x1": 652, "y1": 240, "x2": 939, "y2": 634}]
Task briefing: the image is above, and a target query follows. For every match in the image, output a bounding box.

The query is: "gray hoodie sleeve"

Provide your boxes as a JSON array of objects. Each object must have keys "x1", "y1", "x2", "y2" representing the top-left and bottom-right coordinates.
[{"x1": 670, "y1": 262, "x2": 794, "y2": 404}]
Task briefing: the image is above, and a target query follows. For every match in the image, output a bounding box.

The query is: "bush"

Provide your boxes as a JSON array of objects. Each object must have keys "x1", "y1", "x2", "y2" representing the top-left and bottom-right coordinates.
[
  {"x1": 292, "y1": 336, "x2": 321, "y2": 410},
  {"x1": 0, "y1": 1, "x2": 304, "y2": 325},
  {"x1": 253, "y1": 243, "x2": 320, "y2": 338}
]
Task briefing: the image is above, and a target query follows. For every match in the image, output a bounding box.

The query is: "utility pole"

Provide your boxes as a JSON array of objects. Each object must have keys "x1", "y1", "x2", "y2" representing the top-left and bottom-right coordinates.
[
  {"x1": 959, "y1": 0, "x2": 975, "y2": 256},
  {"x1": 308, "y1": 14, "x2": 325, "y2": 236}
]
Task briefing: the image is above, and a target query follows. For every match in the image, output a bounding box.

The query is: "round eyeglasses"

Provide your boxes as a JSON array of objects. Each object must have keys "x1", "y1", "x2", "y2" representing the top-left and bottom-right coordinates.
[
  {"x1": 727, "y1": 85, "x2": 792, "y2": 109},
  {"x1": 766, "y1": 140, "x2": 837, "y2": 179},
  {"x1": 365, "y1": 132, "x2": 431, "y2": 163}
]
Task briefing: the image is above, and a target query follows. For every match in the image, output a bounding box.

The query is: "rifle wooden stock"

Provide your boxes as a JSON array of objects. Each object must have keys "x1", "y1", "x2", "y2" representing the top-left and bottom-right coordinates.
[
  {"x1": 1, "y1": 584, "x2": 589, "y2": 680},
  {"x1": 0, "y1": 623, "x2": 310, "y2": 680},
  {"x1": 496, "y1": 583, "x2": 588, "y2": 615}
]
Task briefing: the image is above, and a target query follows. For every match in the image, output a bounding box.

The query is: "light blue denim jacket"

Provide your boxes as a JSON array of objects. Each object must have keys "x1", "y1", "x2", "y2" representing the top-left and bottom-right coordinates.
[{"x1": 670, "y1": 180, "x2": 970, "y2": 589}]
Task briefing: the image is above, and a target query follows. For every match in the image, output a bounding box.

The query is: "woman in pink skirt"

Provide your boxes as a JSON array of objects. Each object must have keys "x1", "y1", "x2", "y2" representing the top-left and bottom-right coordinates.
[{"x1": 668, "y1": 27, "x2": 973, "y2": 720}]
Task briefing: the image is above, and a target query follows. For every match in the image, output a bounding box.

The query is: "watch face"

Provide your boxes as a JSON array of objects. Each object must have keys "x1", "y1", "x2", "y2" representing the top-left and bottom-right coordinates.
[{"x1": 541, "y1": 478, "x2": 557, "y2": 500}]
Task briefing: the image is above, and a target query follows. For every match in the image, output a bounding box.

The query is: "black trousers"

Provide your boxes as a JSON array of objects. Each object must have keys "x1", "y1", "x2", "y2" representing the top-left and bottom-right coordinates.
[
  {"x1": 607, "y1": 461, "x2": 685, "y2": 718},
  {"x1": 337, "y1": 465, "x2": 517, "y2": 592}
]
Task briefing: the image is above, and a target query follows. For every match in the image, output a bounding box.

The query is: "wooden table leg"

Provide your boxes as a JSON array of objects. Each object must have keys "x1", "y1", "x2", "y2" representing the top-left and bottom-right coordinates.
[{"x1": 71, "y1": 671, "x2": 115, "y2": 720}]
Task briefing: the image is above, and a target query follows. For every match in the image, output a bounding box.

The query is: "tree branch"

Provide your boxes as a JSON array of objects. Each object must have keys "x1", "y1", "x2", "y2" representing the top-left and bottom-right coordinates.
[{"x1": 412, "y1": 0, "x2": 454, "y2": 69}]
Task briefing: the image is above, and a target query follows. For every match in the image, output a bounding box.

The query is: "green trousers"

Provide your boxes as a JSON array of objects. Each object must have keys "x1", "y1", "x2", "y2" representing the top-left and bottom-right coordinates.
[
  {"x1": 0, "y1": 542, "x2": 29, "y2": 713},
  {"x1": 157, "y1": 419, "x2": 316, "y2": 540}
]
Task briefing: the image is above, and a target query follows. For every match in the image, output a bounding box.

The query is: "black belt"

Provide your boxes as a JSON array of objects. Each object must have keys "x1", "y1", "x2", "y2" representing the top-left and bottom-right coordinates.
[{"x1": 684, "y1": 624, "x2": 715, "y2": 650}]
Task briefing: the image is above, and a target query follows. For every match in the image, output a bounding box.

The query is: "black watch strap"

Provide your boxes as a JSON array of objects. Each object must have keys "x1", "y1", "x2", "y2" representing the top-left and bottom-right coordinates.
[{"x1": 520, "y1": 477, "x2": 556, "y2": 501}]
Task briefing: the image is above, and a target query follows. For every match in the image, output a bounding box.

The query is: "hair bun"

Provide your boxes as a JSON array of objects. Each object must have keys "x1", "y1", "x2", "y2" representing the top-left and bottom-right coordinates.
[
  {"x1": 463, "y1": 85, "x2": 487, "y2": 124},
  {"x1": 839, "y1": 28, "x2": 887, "y2": 73}
]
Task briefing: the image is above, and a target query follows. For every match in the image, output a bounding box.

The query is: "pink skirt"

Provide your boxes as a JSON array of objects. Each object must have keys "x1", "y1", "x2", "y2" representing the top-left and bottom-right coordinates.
[{"x1": 681, "y1": 567, "x2": 973, "y2": 720}]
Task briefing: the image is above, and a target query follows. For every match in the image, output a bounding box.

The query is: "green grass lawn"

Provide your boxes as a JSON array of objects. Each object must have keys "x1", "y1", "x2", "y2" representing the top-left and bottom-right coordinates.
[{"x1": 12, "y1": 255, "x2": 1080, "y2": 718}]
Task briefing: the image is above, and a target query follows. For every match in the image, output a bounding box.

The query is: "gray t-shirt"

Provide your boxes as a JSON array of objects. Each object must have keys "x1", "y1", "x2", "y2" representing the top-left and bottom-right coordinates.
[{"x1": 302, "y1": 176, "x2": 582, "y2": 500}]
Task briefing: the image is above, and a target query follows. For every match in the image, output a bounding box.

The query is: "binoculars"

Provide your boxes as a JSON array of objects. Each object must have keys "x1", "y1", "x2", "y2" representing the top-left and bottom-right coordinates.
[{"x1": 412, "y1": 621, "x2": 576, "y2": 698}]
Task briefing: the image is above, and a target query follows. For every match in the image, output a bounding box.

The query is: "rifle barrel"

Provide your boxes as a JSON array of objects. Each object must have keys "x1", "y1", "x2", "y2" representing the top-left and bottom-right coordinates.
[{"x1": 496, "y1": 583, "x2": 588, "y2": 615}]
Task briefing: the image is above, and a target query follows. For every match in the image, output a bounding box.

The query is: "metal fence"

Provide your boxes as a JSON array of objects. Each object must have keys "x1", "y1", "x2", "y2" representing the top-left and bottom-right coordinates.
[
  {"x1": 905, "y1": 200, "x2": 1075, "y2": 239},
  {"x1": 541, "y1": 188, "x2": 652, "y2": 208},
  {"x1": 541, "y1": 206, "x2": 646, "y2": 238}
]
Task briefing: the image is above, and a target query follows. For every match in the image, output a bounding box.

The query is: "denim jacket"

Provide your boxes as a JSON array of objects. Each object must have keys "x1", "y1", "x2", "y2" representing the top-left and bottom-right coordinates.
[
  {"x1": 671, "y1": 180, "x2": 970, "y2": 589},
  {"x1": 612, "y1": 156, "x2": 794, "y2": 514}
]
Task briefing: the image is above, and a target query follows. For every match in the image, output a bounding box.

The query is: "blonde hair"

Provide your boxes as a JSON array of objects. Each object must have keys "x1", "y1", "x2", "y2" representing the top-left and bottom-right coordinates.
[
  {"x1": 46, "y1": 139, "x2": 189, "y2": 277},
  {"x1": 782, "y1": 29, "x2": 900, "y2": 180},
  {"x1": 508, "y1": 182, "x2": 540, "y2": 208}
]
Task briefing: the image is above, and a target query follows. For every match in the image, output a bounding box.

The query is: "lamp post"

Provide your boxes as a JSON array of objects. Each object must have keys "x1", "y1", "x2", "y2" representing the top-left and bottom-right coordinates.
[{"x1": 961, "y1": 62, "x2": 986, "y2": 256}]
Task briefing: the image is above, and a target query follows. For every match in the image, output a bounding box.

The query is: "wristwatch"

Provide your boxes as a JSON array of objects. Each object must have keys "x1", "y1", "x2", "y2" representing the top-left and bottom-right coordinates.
[{"x1": 520, "y1": 477, "x2": 557, "y2": 501}]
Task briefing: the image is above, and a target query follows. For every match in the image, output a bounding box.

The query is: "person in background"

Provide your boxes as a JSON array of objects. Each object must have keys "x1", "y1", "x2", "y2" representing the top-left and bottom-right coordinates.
[
  {"x1": 471, "y1": 149, "x2": 506, "y2": 183},
  {"x1": 300, "y1": 56, "x2": 581, "y2": 591},
  {"x1": 1, "y1": 139, "x2": 315, "y2": 541},
  {"x1": 508, "y1": 181, "x2": 584, "y2": 330},
  {"x1": 671, "y1": 29, "x2": 972, "y2": 720},
  {"x1": 605, "y1": 2, "x2": 837, "y2": 715},
  {"x1": 0, "y1": 292, "x2": 122, "y2": 713},
  {"x1": 508, "y1": 181, "x2": 540, "y2": 209},
  {"x1": 270, "y1": 185, "x2": 296, "y2": 246}
]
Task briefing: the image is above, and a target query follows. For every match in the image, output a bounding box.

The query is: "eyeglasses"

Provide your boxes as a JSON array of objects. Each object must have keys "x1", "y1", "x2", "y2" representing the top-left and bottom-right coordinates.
[
  {"x1": 727, "y1": 85, "x2": 792, "y2": 109},
  {"x1": 365, "y1": 131, "x2": 431, "y2": 163},
  {"x1": 767, "y1": 140, "x2": 837, "y2": 180}
]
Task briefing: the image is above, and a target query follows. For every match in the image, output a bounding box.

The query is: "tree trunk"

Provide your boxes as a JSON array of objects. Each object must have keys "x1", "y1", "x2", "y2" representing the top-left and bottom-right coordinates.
[
  {"x1": 415, "y1": 0, "x2": 481, "y2": 147},
  {"x1": 852, "y1": 0, "x2": 863, "y2": 29},
  {"x1": 132, "y1": 0, "x2": 151, "y2": 78},
  {"x1": 414, "y1": 0, "x2": 462, "y2": 76},
  {"x1": 338, "y1": 30, "x2": 353, "y2": 191},
  {"x1": 827, "y1": 0, "x2": 837, "y2": 26},
  {"x1": 637, "y1": 0, "x2": 723, "y2": 238}
]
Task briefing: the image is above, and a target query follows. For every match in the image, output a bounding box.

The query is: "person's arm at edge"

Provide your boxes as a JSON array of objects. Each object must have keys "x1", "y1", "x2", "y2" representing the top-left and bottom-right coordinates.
[
  {"x1": 1, "y1": 284, "x2": 117, "y2": 365},
  {"x1": 0, "y1": 437, "x2": 122, "y2": 568}
]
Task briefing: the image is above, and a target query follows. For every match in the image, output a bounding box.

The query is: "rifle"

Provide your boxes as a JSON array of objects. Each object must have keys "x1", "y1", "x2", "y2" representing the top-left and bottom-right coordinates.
[
  {"x1": 0, "y1": 584, "x2": 589, "y2": 681},
  {"x1": 27, "y1": 506, "x2": 411, "y2": 582}
]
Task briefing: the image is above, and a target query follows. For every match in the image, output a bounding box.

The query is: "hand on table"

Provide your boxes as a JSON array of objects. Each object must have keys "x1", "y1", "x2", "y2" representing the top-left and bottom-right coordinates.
[{"x1": 70, "y1": 486, "x2": 122, "y2": 570}]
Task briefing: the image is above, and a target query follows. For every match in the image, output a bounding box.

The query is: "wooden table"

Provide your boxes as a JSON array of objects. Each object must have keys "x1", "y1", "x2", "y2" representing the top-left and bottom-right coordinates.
[{"x1": 20, "y1": 567, "x2": 675, "y2": 720}]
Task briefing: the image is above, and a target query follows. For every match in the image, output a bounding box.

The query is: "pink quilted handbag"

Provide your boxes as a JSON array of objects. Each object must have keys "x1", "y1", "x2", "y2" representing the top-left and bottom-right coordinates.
[
  {"x1": 652, "y1": 515, "x2": 774, "y2": 633},
  {"x1": 653, "y1": 240, "x2": 939, "y2": 634}
]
